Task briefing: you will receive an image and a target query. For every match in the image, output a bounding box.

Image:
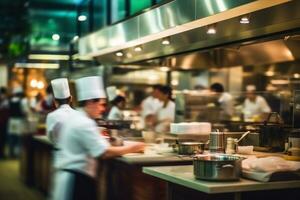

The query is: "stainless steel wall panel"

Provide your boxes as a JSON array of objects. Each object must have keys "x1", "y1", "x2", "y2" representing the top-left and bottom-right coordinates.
[
  {"x1": 139, "y1": 0, "x2": 195, "y2": 37},
  {"x1": 195, "y1": 0, "x2": 255, "y2": 19},
  {"x1": 108, "y1": 18, "x2": 139, "y2": 47}
]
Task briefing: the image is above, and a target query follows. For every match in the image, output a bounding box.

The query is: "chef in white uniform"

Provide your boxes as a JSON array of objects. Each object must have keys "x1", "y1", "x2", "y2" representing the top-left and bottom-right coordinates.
[
  {"x1": 243, "y1": 85, "x2": 271, "y2": 121},
  {"x1": 141, "y1": 84, "x2": 163, "y2": 129},
  {"x1": 52, "y1": 76, "x2": 144, "y2": 200},
  {"x1": 46, "y1": 78, "x2": 77, "y2": 167},
  {"x1": 106, "y1": 86, "x2": 125, "y2": 120},
  {"x1": 155, "y1": 86, "x2": 175, "y2": 132}
]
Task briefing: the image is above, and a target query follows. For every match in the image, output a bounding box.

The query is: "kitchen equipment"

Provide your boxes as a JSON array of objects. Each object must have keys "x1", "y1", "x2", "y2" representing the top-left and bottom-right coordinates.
[
  {"x1": 287, "y1": 129, "x2": 300, "y2": 156},
  {"x1": 258, "y1": 112, "x2": 289, "y2": 152},
  {"x1": 193, "y1": 154, "x2": 242, "y2": 181},
  {"x1": 176, "y1": 141, "x2": 205, "y2": 155},
  {"x1": 209, "y1": 130, "x2": 225, "y2": 153}
]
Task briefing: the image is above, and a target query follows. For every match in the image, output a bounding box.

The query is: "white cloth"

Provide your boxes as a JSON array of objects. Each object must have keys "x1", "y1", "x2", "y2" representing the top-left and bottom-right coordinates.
[
  {"x1": 107, "y1": 106, "x2": 124, "y2": 120},
  {"x1": 155, "y1": 100, "x2": 175, "y2": 132},
  {"x1": 75, "y1": 76, "x2": 106, "y2": 101},
  {"x1": 218, "y1": 92, "x2": 234, "y2": 116},
  {"x1": 51, "y1": 78, "x2": 70, "y2": 99},
  {"x1": 243, "y1": 95, "x2": 271, "y2": 120},
  {"x1": 141, "y1": 96, "x2": 162, "y2": 128}
]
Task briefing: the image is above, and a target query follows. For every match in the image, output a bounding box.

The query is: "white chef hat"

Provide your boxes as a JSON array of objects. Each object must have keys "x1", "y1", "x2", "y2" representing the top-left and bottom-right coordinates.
[
  {"x1": 246, "y1": 85, "x2": 256, "y2": 92},
  {"x1": 75, "y1": 76, "x2": 106, "y2": 101},
  {"x1": 51, "y1": 78, "x2": 70, "y2": 99},
  {"x1": 106, "y1": 86, "x2": 117, "y2": 101}
]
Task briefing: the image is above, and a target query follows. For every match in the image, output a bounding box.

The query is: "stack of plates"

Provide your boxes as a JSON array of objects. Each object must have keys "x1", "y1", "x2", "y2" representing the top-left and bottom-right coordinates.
[{"x1": 170, "y1": 122, "x2": 211, "y2": 135}]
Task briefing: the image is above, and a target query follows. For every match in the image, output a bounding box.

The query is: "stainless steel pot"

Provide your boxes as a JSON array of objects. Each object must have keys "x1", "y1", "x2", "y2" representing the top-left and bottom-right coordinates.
[
  {"x1": 193, "y1": 155, "x2": 242, "y2": 181},
  {"x1": 177, "y1": 142, "x2": 205, "y2": 155}
]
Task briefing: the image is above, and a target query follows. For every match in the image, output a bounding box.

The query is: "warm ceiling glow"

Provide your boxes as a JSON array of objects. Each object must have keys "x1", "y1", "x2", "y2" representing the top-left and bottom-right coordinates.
[
  {"x1": 28, "y1": 54, "x2": 69, "y2": 60},
  {"x1": 52, "y1": 34, "x2": 60, "y2": 41},
  {"x1": 207, "y1": 25, "x2": 216, "y2": 34},
  {"x1": 37, "y1": 81, "x2": 45, "y2": 89},
  {"x1": 30, "y1": 79, "x2": 38, "y2": 88},
  {"x1": 265, "y1": 71, "x2": 275, "y2": 76},
  {"x1": 15, "y1": 63, "x2": 60, "y2": 69},
  {"x1": 78, "y1": 15, "x2": 87, "y2": 21},
  {"x1": 294, "y1": 73, "x2": 300, "y2": 78},
  {"x1": 161, "y1": 38, "x2": 170, "y2": 45}
]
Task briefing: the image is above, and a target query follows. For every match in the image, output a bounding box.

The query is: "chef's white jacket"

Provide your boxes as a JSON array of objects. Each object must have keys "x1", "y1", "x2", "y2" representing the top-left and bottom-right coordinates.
[
  {"x1": 155, "y1": 100, "x2": 175, "y2": 132},
  {"x1": 243, "y1": 95, "x2": 271, "y2": 120},
  {"x1": 52, "y1": 109, "x2": 110, "y2": 200},
  {"x1": 218, "y1": 92, "x2": 234, "y2": 116},
  {"x1": 107, "y1": 106, "x2": 124, "y2": 120},
  {"x1": 141, "y1": 96, "x2": 162, "y2": 128}
]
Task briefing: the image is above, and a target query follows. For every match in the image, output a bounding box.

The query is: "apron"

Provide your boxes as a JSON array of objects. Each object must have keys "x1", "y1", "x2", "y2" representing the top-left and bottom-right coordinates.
[{"x1": 52, "y1": 169, "x2": 97, "y2": 200}]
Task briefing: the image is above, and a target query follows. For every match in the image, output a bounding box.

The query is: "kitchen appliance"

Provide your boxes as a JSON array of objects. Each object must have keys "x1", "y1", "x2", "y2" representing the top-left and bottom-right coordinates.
[
  {"x1": 209, "y1": 130, "x2": 225, "y2": 153},
  {"x1": 258, "y1": 112, "x2": 290, "y2": 152},
  {"x1": 193, "y1": 154, "x2": 242, "y2": 181},
  {"x1": 176, "y1": 142, "x2": 205, "y2": 155},
  {"x1": 287, "y1": 129, "x2": 300, "y2": 156}
]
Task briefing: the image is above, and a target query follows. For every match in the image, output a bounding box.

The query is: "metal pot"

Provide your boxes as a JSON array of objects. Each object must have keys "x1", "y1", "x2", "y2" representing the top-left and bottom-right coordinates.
[
  {"x1": 177, "y1": 142, "x2": 205, "y2": 155},
  {"x1": 193, "y1": 155, "x2": 242, "y2": 181}
]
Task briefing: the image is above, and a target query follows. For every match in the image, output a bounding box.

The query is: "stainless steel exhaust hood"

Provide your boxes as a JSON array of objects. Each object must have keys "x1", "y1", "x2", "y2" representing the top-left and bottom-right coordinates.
[{"x1": 78, "y1": 0, "x2": 300, "y2": 66}]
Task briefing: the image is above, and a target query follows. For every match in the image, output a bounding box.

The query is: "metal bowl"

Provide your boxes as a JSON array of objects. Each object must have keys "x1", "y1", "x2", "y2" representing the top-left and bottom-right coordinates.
[{"x1": 193, "y1": 155, "x2": 242, "y2": 181}]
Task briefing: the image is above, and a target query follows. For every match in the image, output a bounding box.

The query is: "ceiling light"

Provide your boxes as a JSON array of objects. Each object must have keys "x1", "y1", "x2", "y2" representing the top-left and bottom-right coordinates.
[
  {"x1": 115, "y1": 52, "x2": 123, "y2": 57},
  {"x1": 28, "y1": 54, "x2": 69, "y2": 60},
  {"x1": 37, "y1": 81, "x2": 45, "y2": 89},
  {"x1": 294, "y1": 73, "x2": 300, "y2": 78},
  {"x1": 161, "y1": 37, "x2": 170, "y2": 45},
  {"x1": 52, "y1": 34, "x2": 60, "y2": 41},
  {"x1": 15, "y1": 63, "x2": 60, "y2": 69},
  {"x1": 78, "y1": 15, "x2": 87, "y2": 21},
  {"x1": 240, "y1": 16, "x2": 250, "y2": 24},
  {"x1": 207, "y1": 25, "x2": 216, "y2": 34},
  {"x1": 73, "y1": 35, "x2": 79, "y2": 41},
  {"x1": 134, "y1": 46, "x2": 143, "y2": 52},
  {"x1": 30, "y1": 79, "x2": 38, "y2": 88}
]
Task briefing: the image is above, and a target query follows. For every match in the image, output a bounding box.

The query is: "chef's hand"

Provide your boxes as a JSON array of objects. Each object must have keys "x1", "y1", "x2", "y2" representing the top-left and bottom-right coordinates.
[{"x1": 126, "y1": 141, "x2": 145, "y2": 153}]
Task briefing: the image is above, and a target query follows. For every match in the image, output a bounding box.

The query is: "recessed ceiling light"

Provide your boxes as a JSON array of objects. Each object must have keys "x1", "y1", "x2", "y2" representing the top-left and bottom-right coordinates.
[
  {"x1": 134, "y1": 46, "x2": 143, "y2": 52},
  {"x1": 161, "y1": 37, "x2": 170, "y2": 45},
  {"x1": 52, "y1": 34, "x2": 60, "y2": 41},
  {"x1": 115, "y1": 52, "x2": 123, "y2": 57},
  {"x1": 294, "y1": 73, "x2": 300, "y2": 78},
  {"x1": 78, "y1": 15, "x2": 87, "y2": 21},
  {"x1": 207, "y1": 25, "x2": 216, "y2": 34},
  {"x1": 240, "y1": 16, "x2": 250, "y2": 24}
]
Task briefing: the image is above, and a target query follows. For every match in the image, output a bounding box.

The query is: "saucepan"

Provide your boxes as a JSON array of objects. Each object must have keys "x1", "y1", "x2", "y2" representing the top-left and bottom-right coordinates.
[
  {"x1": 193, "y1": 154, "x2": 243, "y2": 181},
  {"x1": 174, "y1": 141, "x2": 205, "y2": 155}
]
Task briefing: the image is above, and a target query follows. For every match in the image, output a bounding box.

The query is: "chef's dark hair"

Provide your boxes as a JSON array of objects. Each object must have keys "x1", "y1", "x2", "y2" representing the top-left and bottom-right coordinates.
[
  {"x1": 210, "y1": 83, "x2": 224, "y2": 93},
  {"x1": 78, "y1": 98, "x2": 101, "y2": 107},
  {"x1": 158, "y1": 85, "x2": 172, "y2": 100},
  {"x1": 153, "y1": 84, "x2": 163, "y2": 90},
  {"x1": 55, "y1": 96, "x2": 71, "y2": 106},
  {"x1": 111, "y1": 95, "x2": 125, "y2": 106}
]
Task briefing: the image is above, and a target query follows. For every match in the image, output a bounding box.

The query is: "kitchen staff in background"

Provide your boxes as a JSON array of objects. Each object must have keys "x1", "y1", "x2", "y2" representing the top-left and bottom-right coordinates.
[
  {"x1": 107, "y1": 95, "x2": 126, "y2": 120},
  {"x1": 210, "y1": 83, "x2": 234, "y2": 120},
  {"x1": 155, "y1": 85, "x2": 175, "y2": 132},
  {"x1": 243, "y1": 85, "x2": 271, "y2": 121},
  {"x1": 46, "y1": 78, "x2": 78, "y2": 168},
  {"x1": 52, "y1": 76, "x2": 144, "y2": 200},
  {"x1": 141, "y1": 84, "x2": 163, "y2": 130}
]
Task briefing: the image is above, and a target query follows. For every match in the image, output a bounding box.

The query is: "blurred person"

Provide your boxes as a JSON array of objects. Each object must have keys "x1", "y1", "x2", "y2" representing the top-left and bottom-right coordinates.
[
  {"x1": 154, "y1": 85, "x2": 175, "y2": 132},
  {"x1": 140, "y1": 84, "x2": 163, "y2": 129},
  {"x1": 210, "y1": 83, "x2": 234, "y2": 119},
  {"x1": 7, "y1": 87, "x2": 27, "y2": 157},
  {"x1": 41, "y1": 85, "x2": 55, "y2": 113},
  {"x1": 46, "y1": 78, "x2": 78, "y2": 166},
  {"x1": 107, "y1": 95, "x2": 126, "y2": 120},
  {"x1": 243, "y1": 85, "x2": 271, "y2": 121},
  {"x1": 52, "y1": 76, "x2": 144, "y2": 200},
  {"x1": 0, "y1": 87, "x2": 9, "y2": 158}
]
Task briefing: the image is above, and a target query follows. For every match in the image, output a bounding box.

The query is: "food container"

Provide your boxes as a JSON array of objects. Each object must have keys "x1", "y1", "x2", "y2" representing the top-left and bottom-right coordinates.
[
  {"x1": 177, "y1": 142, "x2": 205, "y2": 155},
  {"x1": 193, "y1": 154, "x2": 242, "y2": 181}
]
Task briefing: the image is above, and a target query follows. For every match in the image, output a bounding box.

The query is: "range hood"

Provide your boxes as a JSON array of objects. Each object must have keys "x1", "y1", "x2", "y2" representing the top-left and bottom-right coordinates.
[{"x1": 78, "y1": 0, "x2": 300, "y2": 66}]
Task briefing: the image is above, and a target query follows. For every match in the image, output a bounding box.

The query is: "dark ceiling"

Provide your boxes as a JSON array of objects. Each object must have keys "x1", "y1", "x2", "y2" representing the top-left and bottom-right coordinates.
[{"x1": 0, "y1": 0, "x2": 81, "y2": 61}]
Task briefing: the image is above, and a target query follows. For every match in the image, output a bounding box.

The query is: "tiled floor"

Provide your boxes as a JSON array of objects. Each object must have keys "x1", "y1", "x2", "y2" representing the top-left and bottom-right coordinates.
[{"x1": 0, "y1": 159, "x2": 45, "y2": 200}]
